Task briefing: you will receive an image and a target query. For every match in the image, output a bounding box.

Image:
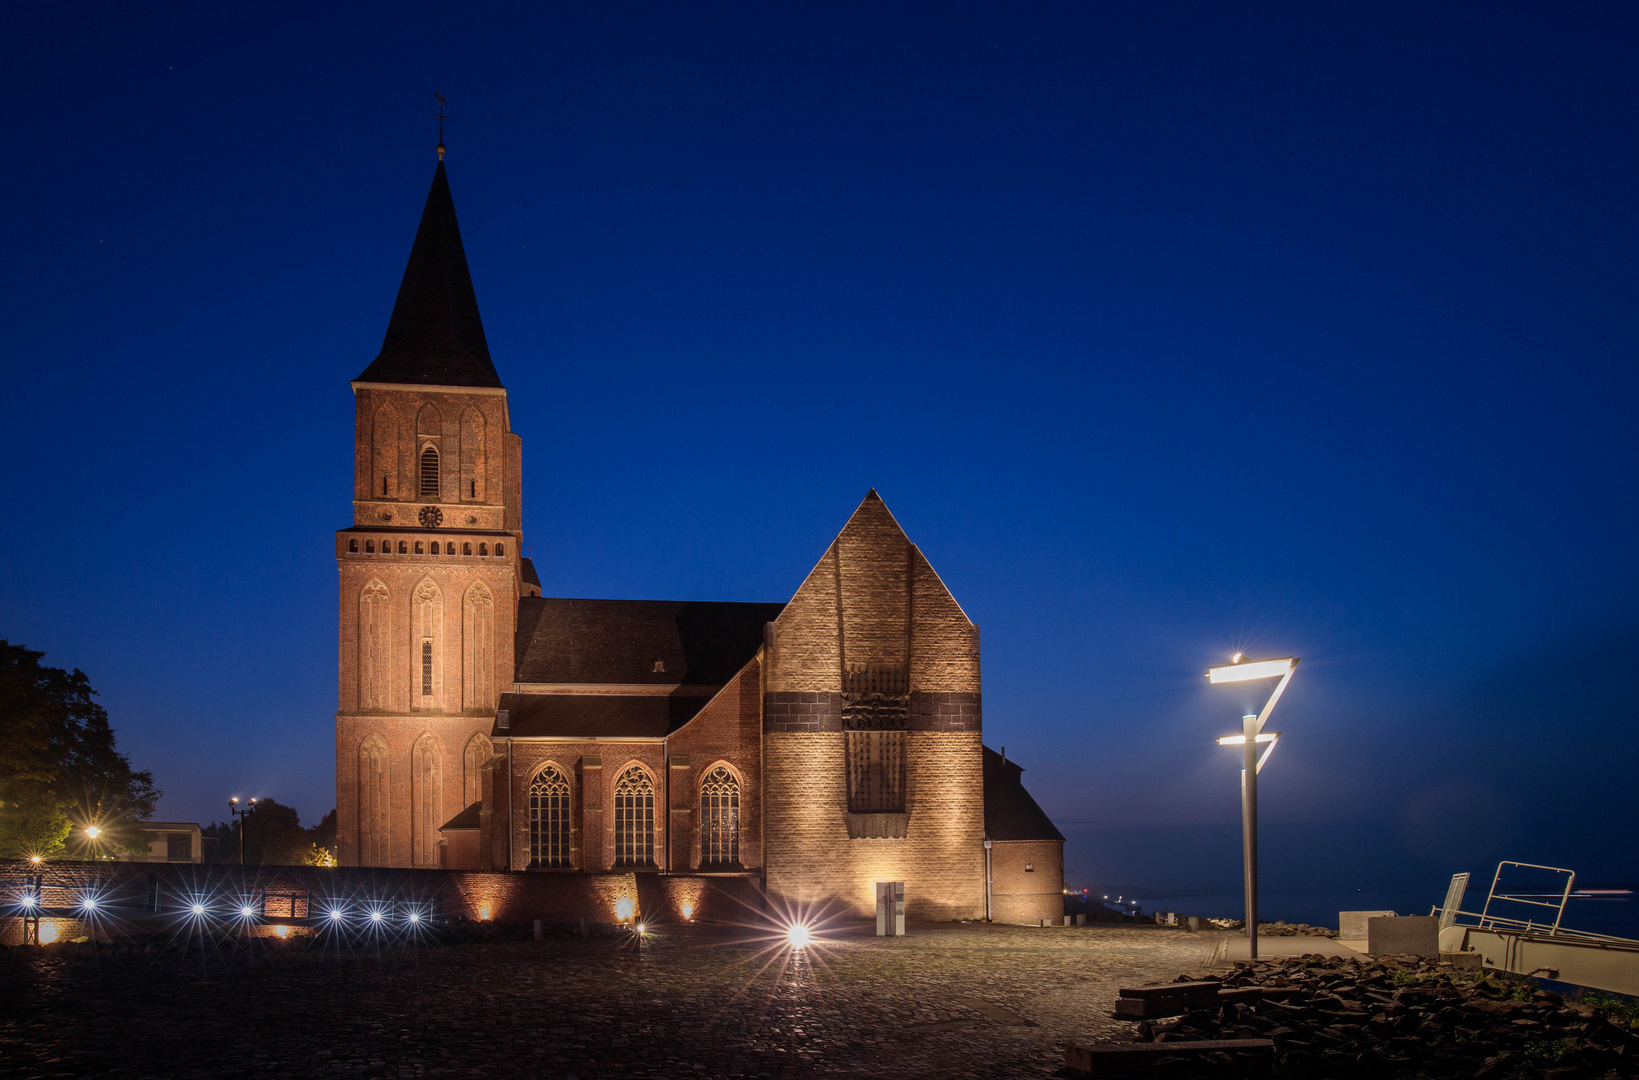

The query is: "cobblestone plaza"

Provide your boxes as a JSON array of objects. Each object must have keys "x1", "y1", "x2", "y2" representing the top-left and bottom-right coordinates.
[{"x1": 0, "y1": 923, "x2": 1213, "y2": 1078}]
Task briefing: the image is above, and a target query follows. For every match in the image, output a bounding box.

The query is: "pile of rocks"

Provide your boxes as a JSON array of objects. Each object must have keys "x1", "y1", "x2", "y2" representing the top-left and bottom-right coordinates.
[{"x1": 1124, "y1": 954, "x2": 1638, "y2": 1078}]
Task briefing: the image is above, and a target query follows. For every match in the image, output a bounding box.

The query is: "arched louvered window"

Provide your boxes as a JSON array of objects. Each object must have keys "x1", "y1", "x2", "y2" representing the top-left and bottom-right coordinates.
[
  {"x1": 700, "y1": 765, "x2": 740, "y2": 866},
  {"x1": 613, "y1": 766, "x2": 655, "y2": 867},
  {"x1": 529, "y1": 765, "x2": 572, "y2": 868},
  {"x1": 419, "y1": 447, "x2": 439, "y2": 499}
]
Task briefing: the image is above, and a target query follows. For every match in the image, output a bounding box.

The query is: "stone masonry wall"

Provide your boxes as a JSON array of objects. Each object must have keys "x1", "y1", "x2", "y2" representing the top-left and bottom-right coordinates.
[{"x1": 762, "y1": 493, "x2": 986, "y2": 920}]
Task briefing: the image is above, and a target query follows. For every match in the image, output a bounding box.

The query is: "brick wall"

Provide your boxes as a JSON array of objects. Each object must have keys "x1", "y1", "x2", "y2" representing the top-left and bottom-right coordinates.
[
  {"x1": 485, "y1": 741, "x2": 671, "y2": 873},
  {"x1": 762, "y1": 493, "x2": 986, "y2": 920},
  {"x1": 0, "y1": 861, "x2": 766, "y2": 943},
  {"x1": 664, "y1": 657, "x2": 764, "y2": 871},
  {"x1": 338, "y1": 384, "x2": 521, "y2": 869},
  {"x1": 988, "y1": 839, "x2": 1064, "y2": 925}
]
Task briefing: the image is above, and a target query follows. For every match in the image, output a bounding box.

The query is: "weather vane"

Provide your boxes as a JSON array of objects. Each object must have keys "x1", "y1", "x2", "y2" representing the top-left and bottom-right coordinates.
[{"x1": 435, "y1": 93, "x2": 448, "y2": 161}]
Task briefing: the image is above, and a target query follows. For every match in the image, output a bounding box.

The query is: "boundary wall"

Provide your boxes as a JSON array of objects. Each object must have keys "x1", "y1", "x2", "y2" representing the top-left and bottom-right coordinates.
[{"x1": 0, "y1": 860, "x2": 765, "y2": 945}]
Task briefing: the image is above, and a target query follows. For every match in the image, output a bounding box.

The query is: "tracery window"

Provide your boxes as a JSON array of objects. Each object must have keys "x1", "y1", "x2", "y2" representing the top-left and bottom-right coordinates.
[
  {"x1": 529, "y1": 765, "x2": 572, "y2": 868},
  {"x1": 613, "y1": 766, "x2": 655, "y2": 867},
  {"x1": 420, "y1": 447, "x2": 439, "y2": 498},
  {"x1": 700, "y1": 765, "x2": 740, "y2": 866}
]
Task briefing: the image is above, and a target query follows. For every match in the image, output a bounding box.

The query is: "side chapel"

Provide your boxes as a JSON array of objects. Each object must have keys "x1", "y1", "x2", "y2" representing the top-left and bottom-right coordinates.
[{"x1": 334, "y1": 156, "x2": 1064, "y2": 921}]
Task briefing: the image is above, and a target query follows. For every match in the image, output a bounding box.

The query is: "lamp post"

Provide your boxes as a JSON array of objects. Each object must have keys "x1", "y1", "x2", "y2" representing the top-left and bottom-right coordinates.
[
  {"x1": 228, "y1": 797, "x2": 257, "y2": 865},
  {"x1": 1208, "y1": 655, "x2": 1299, "y2": 961}
]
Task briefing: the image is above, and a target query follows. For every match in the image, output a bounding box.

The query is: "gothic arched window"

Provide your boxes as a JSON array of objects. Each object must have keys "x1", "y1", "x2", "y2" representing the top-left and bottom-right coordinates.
[
  {"x1": 419, "y1": 447, "x2": 439, "y2": 499},
  {"x1": 613, "y1": 766, "x2": 655, "y2": 867},
  {"x1": 358, "y1": 734, "x2": 389, "y2": 865},
  {"x1": 700, "y1": 765, "x2": 740, "y2": 866},
  {"x1": 529, "y1": 765, "x2": 572, "y2": 868},
  {"x1": 413, "y1": 579, "x2": 442, "y2": 704}
]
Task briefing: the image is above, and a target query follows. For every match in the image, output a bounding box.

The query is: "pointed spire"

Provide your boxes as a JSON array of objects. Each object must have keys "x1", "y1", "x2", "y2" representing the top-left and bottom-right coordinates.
[{"x1": 355, "y1": 162, "x2": 503, "y2": 388}]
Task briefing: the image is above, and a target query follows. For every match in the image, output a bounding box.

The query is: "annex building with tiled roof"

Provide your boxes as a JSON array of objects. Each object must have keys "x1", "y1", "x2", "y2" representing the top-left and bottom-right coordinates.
[{"x1": 334, "y1": 156, "x2": 1065, "y2": 923}]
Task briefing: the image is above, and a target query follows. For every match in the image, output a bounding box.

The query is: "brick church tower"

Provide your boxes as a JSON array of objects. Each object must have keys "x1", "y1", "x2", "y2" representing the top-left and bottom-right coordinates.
[{"x1": 334, "y1": 160, "x2": 527, "y2": 867}]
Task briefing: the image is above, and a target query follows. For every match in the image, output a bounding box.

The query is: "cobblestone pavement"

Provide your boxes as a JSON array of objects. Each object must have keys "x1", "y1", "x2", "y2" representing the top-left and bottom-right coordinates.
[{"x1": 0, "y1": 923, "x2": 1220, "y2": 1078}]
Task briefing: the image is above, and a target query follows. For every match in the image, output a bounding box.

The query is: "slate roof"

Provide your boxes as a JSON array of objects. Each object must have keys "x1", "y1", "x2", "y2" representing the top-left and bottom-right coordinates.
[
  {"x1": 355, "y1": 162, "x2": 504, "y2": 389},
  {"x1": 514, "y1": 597, "x2": 785, "y2": 686},
  {"x1": 983, "y1": 746, "x2": 1065, "y2": 843},
  {"x1": 437, "y1": 802, "x2": 483, "y2": 831},
  {"x1": 495, "y1": 692, "x2": 709, "y2": 739}
]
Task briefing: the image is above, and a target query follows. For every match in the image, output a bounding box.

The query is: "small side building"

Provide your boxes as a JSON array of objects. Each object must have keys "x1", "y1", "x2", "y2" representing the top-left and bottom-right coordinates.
[
  {"x1": 117, "y1": 822, "x2": 204, "y2": 864},
  {"x1": 982, "y1": 747, "x2": 1065, "y2": 924}
]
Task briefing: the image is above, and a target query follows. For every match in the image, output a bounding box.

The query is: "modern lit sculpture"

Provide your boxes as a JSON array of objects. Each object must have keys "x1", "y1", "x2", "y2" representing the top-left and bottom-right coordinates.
[{"x1": 1208, "y1": 654, "x2": 1299, "y2": 960}]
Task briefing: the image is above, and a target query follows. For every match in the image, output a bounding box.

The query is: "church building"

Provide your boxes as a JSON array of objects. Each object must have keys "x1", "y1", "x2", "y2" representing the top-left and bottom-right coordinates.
[{"x1": 334, "y1": 156, "x2": 1064, "y2": 922}]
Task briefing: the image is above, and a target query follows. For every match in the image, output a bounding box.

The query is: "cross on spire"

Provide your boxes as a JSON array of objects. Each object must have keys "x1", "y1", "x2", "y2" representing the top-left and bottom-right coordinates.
[{"x1": 435, "y1": 93, "x2": 448, "y2": 160}]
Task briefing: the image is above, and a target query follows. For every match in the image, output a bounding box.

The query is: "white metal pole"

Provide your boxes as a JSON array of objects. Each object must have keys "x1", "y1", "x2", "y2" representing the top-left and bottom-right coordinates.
[{"x1": 1242, "y1": 712, "x2": 1258, "y2": 960}]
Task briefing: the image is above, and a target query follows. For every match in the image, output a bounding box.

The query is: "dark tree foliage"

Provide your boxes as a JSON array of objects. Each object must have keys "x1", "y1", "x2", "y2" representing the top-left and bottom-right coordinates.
[
  {"x1": 0, "y1": 639, "x2": 159, "y2": 857},
  {"x1": 205, "y1": 800, "x2": 338, "y2": 865}
]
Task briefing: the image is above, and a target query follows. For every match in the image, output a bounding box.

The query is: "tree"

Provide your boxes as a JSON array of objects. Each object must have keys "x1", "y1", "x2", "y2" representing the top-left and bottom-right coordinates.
[
  {"x1": 207, "y1": 799, "x2": 332, "y2": 866},
  {"x1": 0, "y1": 640, "x2": 158, "y2": 858}
]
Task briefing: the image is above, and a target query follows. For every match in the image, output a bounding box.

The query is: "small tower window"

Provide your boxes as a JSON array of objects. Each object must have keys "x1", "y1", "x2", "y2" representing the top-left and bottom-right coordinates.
[
  {"x1": 419, "y1": 447, "x2": 439, "y2": 499},
  {"x1": 348, "y1": 539, "x2": 358, "y2": 553},
  {"x1": 365, "y1": 540, "x2": 375, "y2": 553},
  {"x1": 432, "y1": 542, "x2": 442, "y2": 555},
  {"x1": 398, "y1": 541, "x2": 408, "y2": 554},
  {"x1": 381, "y1": 476, "x2": 388, "y2": 496},
  {"x1": 495, "y1": 543, "x2": 505, "y2": 557},
  {"x1": 414, "y1": 542, "x2": 424, "y2": 555},
  {"x1": 478, "y1": 543, "x2": 488, "y2": 556},
  {"x1": 463, "y1": 542, "x2": 472, "y2": 556}
]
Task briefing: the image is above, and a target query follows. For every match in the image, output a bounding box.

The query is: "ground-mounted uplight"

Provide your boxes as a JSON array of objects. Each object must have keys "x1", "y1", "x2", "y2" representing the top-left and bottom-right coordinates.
[
  {"x1": 191, "y1": 902, "x2": 207, "y2": 916},
  {"x1": 407, "y1": 911, "x2": 421, "y2": 925},
  {"x1": 369, "y1": 909, "x2": 384, "y2": 924},
  {"x1": 681, "y1": 901, "x2": 694, "y2": 920},
  {"x1": 38, "y1": 923, "x2": 59, "y2": 944},
  {"x1": 239, "y1": 904, "x2": 257, "y2": 919},
  {"x1": 29, "y1": 854, "x2": 42, "y2": 865},
  {"x1": 273, "y1": 925, "x2": 291, "y2": 939},
  {"x1": 80, "y1": 896, "x2": 98, "y2": 912},
  {"x1": 635, "y1": 922, "x2": 646, "y2": 936},
  {"x1": 328, "y1": 908, "x2": 346, "y2": 922},
  {"x1": 615, "y1": 896, "x2": 635, "y2": 922},
  {"x1": 785, "y1": 923, "x2": 812, "y2": 949}
]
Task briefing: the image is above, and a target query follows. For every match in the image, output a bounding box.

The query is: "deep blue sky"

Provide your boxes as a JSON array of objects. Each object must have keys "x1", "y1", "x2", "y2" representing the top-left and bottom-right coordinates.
[{"x1": 4, "y1": 4, "x2": 1636, "y2": 913}]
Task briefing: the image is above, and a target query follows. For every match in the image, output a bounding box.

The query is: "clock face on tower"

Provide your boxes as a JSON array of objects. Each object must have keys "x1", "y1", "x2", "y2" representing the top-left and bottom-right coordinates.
[{"x1": 418, "y1": 505, "x2": 443, "y2": 528}]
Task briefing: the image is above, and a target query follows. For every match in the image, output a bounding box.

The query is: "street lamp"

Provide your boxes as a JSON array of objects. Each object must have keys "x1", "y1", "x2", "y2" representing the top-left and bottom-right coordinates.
[
  {"x1": 1207, "y1": 654, "x2": 1299, "y2": 961},
  {"x1": 228, "y1": 797, "x2": 257, "y2": 865}
]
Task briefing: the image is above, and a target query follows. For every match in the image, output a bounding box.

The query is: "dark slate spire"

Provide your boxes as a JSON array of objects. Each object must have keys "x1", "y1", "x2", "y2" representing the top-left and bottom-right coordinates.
[{"x1": 355, "y1": 162, "x2": 503, "y2": 388}]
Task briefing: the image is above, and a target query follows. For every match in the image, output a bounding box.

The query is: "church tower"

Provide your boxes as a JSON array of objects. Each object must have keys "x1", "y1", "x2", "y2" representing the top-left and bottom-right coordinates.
[{"x1": 335, "y1": 160, "x2": 526, "y2": 868}]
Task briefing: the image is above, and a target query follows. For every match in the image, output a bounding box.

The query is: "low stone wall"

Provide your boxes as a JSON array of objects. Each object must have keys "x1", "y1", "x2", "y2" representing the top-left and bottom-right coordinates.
[{"x1": 0, "y1": 860, "x2": 767, "y2": 944}]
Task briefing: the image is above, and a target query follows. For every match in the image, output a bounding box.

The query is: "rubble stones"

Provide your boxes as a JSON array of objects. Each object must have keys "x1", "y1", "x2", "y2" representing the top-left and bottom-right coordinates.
[{"x1": 1122, "y1": 953, "x2": 1639, "y2": 1079}]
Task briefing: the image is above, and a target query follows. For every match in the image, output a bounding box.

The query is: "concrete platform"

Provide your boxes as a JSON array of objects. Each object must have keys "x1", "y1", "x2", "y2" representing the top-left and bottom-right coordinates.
[{"x1": 1213, "y1": 933, "x2": 1367, "y2": 963}]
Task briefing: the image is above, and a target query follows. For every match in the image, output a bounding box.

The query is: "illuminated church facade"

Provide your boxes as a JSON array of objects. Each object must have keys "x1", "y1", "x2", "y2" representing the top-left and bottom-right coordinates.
[{"x1": 334, "y1": 158, "x2": 1063, "y2": 922}]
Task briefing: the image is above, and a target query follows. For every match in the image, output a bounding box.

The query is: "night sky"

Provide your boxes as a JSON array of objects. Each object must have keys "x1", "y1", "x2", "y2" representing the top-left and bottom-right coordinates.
[{"x1": 5, "y1": 4, "x2": 1636, "y2": 917}]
